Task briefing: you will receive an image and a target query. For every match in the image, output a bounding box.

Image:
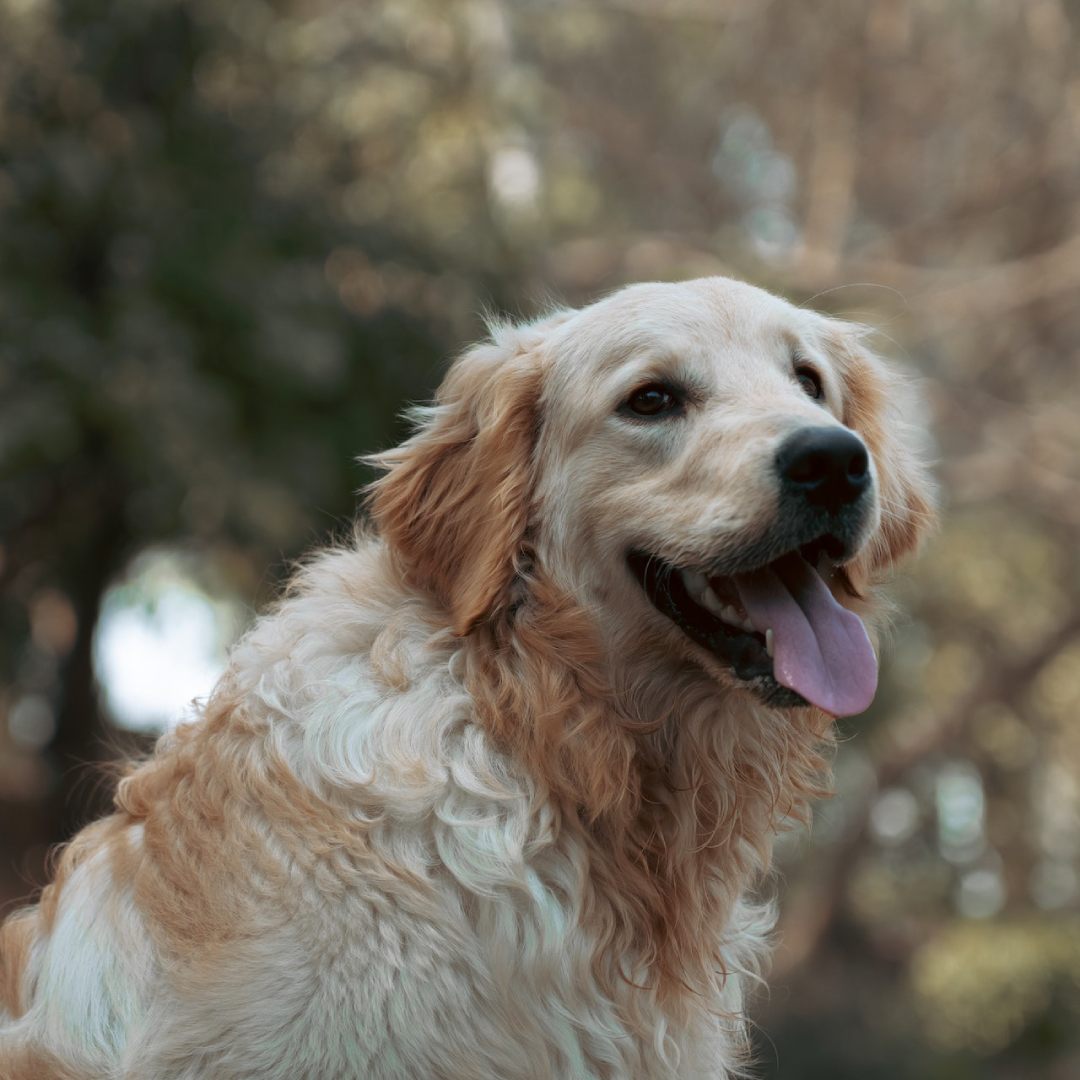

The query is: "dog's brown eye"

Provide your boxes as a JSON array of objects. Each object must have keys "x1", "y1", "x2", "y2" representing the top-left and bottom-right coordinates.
[
  {"x1": 796, "y1": 366, "x2": 824, "y2": 401},
  {"x1": 625, "y1": 384, "x2": 680, "y2": 417}
]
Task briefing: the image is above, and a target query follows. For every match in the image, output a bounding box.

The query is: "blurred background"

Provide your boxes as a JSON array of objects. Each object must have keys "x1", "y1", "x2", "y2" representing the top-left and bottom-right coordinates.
[{"x1": 2, "y1": 0, "x2": 1079, "y2": 1075}]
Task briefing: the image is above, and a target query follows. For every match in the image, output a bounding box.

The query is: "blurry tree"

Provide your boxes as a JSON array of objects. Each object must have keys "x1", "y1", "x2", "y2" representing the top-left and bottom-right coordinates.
[
  {"x1": 2, "y1": 0, "x2": 1079, "y2": 1076},
  {"x1": 0, "y1": 0, "x2": 467, "y2": 853}
]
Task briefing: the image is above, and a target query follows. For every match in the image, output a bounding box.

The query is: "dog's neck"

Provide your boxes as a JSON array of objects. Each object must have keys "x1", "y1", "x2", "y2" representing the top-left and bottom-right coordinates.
[{"x1": 460, "y1": 571, "x2": 835, "y2": 1004}]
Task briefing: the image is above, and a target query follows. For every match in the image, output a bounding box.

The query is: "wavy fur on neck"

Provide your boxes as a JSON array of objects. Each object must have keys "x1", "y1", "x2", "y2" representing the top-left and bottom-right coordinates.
[{"x1": 461, "y1": 570, "x2": 832, "y2": 1012}]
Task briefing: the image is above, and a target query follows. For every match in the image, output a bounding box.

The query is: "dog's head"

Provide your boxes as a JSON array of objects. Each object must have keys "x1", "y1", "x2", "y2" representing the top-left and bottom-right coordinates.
[{"x1": 367, "y1": 277, "x2": 932, "y2": 718}]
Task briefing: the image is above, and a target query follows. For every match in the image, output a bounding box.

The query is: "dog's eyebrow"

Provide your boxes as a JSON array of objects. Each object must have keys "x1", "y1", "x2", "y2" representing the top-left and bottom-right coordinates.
[
  {"x1": 780, "y1": 327, "x2": 813, "y2": 359},
  {"x1": 783, "y1": 328, "x2": 839, "y2": 382},
  {"x1": 593, "y1": 336, "x2": 691, "y2": 373}
]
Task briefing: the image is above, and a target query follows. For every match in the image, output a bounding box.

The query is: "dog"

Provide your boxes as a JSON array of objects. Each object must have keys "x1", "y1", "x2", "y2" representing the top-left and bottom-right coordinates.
[{"x1": 0, "y1": 276, "x2": 932, "y2": 1079}]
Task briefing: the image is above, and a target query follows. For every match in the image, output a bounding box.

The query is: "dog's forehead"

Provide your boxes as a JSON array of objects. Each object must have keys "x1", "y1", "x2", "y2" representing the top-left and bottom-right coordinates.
[{"x1": 551, "y1": 277, "x2": 825, "y2": 377}]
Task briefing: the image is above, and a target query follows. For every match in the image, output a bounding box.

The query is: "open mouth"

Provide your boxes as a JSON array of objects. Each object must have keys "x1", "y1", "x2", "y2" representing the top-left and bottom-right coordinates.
[{"x1": 627, "y1": 536, "x2": 878, "y2": 717}]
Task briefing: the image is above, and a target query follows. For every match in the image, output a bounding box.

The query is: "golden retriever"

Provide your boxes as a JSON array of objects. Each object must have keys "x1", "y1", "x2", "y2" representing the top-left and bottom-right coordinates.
[{"x1": 0, "y1": 277, "x2": 931, "y2": 1079}]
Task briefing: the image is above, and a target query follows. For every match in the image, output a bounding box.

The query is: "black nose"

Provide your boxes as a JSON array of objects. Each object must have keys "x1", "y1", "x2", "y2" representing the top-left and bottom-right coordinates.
[{"x1": 777, "y1": 426, "x2": 870, "y2": 512}]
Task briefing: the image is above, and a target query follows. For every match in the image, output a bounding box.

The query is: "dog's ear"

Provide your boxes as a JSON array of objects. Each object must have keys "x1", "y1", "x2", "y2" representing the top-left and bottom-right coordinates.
[
  {"x1": 825, "y1": 323, "x2": 935, "y2": 585},
  {"x1": 365, "y1": 334, "x2": 545, "y2": 636}
]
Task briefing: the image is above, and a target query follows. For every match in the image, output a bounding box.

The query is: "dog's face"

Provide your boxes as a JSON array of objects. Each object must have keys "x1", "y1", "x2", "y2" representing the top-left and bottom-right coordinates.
[{"x1": 369, "y1": 277, "x2": 931, "y2": 718}]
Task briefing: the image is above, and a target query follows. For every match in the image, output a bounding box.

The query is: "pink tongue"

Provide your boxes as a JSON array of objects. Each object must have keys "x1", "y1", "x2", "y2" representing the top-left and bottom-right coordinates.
[{"x1": 732, "y1": 553, "x2": 877, "y2": 717}]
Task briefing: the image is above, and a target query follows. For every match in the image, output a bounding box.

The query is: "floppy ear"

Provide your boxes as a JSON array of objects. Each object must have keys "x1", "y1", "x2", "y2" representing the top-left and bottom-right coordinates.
[
  {"x1": 826, "y1": 324, "x2": 936, "y2": 584},
  {"x1": 365, "y1": 335, "x2": 545, "y2": 636}
]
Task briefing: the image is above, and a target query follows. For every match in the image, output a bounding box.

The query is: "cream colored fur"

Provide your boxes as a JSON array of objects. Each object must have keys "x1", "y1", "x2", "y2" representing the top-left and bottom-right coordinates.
[{"x1": 0, "y1": 277, "x2": 931, "y2": 1079}]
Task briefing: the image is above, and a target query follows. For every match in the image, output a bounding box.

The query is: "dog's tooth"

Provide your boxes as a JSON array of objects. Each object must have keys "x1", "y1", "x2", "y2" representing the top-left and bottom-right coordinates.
[
  {"x1": 720, "y1": 604, "x2": 741, "y2": 625},
  {"x1": 681, "y1": 569, "x2": 708, "y2": 602},
  {"x1": 765, "y1": 628, "x2": 774, "y2": 657},
  {"x1": 700, "y1": 586, "x2": 725, "y2": 617}
]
